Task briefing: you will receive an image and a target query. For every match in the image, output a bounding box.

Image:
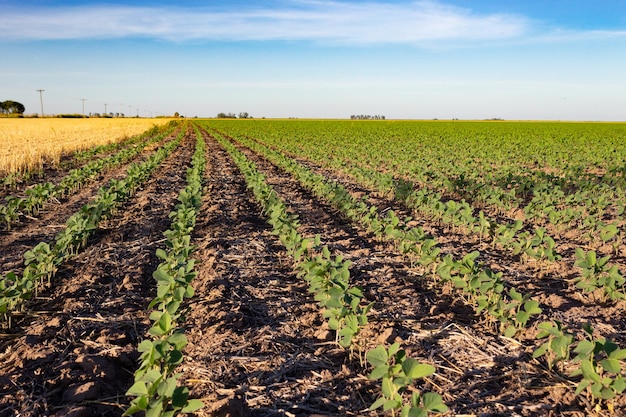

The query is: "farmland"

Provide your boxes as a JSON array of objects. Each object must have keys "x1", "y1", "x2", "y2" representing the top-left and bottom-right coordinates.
[
  {"x1": 0, "y1": 118, "x2": 172, "y2": 177},
  {"x1": 1, "y1": 119, "x2": 625, "y2": 417}
]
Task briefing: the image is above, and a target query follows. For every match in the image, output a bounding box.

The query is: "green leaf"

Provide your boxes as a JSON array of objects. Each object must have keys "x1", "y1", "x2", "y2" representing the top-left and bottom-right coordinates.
[
  {"x1": 387, "y1": 342, "x2": 401, "y2": 357},
  {"x1": 509, "y1": 287, "x2": 522, "y2": 301},
  {"x1": 383, "y1": 398, "x2": 402, "y2": 411},
  {"x1": 327, "y1": 316, "x2": 339, "y2": 330},
  {"x1": 149, "y1": 323, "x2": 167, "y2": 337},
  {"x1": 157, "y1": 376, "x2": 178, "y2": 398},
  {"x1": 145, "y1": 402, "x2": 164, "y2": 417},
  {"x1": 609, "y1": 348, "x2": 626, "y2": 360},
  {"x1": 524, "y1": 299, "x2": 542, "y2": 315},
  {"x1": 587, "y1": 251, "x2": 597, "y2": 266},
  {"x1": 532, "y1": 343, "x2": 549, "y2": 359},
  {"x1": 599, "y1": 386, "x2": 616, "y2": 400},
  {"x1": 167, "y1": 332, "x2": 188, "y2": 350},
  {"x1": 612, "y1": 376, "x2": 626, "y2": 393},
  {"x1": 125, "y1": 381, "x2": 148, "y2": 396},
  {"x1": 381, "y1": 376, "x2": 395, "y2": 398},
  {"x1": 574, "y1": 340, "x2": 595, "y2": 359},
  {"x1": 171, "y1": 386, "x2": 189, "y2": 408},
  {"x1": 159, "y1": 311, "x2": 172, "y2": 332},
  {"x1": 422, "y1": 392, "x2": 449, "y2": 412},
  {"x1": 504, "y1": 325, "x2": 517, "y2": 338},
  {"x1": 580, "y1": 360, "x2": 601, "y2": 383},
  {"x1": 181, "y1": 399, "x2": 205, "y2": 413},
  {"x1": 367, "y1": 346, "x2": 389, "y2": 368},
  {"x1": 369, "y1": 365, "x2": 389, "y2": 381},
  {"x1": 153, "y1": 267, "x2": 173, "y2": 283},
  {"x1": 138, "y1": 339, "x2": 155, "y2": 353},
  {"x1": 516, "y1": 311, "x2": 530, "y2": 326},
  {"x1": 402, "y1": 359, "x2": 435, "y2": 379},
  {"x1": 124, "y1": 397, "x2": 149, "y2": 415},
  {"x1": 407, "y1": 408, "x2": 428, "y2": 417},
  {"x1": 338, "y1": 332, "x2": 353, "y2": 348},
  {"x1": 600, "y1": 358, "x2": 621, "y2": 374},
  {"x1": 369, "y1": 397, "x2": 386, "y2": 411},
  {"x1": 575, "y1": 379, "x2": 592, "y2": 395},
  {"x1": 168, "y1": 349, "x2": 184, "y2": 365}
]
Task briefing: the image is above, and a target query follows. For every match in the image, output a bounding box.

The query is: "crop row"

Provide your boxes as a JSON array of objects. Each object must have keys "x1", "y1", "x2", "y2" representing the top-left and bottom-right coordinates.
[
  {"x1": 0, "y1": 122, "x2": 179, "y2": 230},
  {"x1": 205, "y1": 125, "x2": 449, "y2": 416},
  {"x1": 124, "y1": 124, "x2": 205, "y2": 417},
  {"x1": 232, "y1": 128, "x2": 626, "y2": 306},
  {"x1": 222, "y1": 130, "x2": 542, "y2": 338},
  {"x1": 0, "y1": 129, "x2": 185, "y2": 328},
  {"x1": 211, "y1": 128, "x2": 370, "y2": 350},
  {"x1": 317, "y1": 157, "x2": 626, "y2": 304},
  {"x1": 211, "y1": 123, "x2": 626, "y2": 410},
  {"x1": 218, "y1": 121, "x2": 626, "y2": 252}
]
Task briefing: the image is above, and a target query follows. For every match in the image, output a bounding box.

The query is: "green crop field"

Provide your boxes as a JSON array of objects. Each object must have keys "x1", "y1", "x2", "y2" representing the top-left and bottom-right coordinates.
[{"x1": 1, "y1": 119, "x2": 625, "y2": 416}]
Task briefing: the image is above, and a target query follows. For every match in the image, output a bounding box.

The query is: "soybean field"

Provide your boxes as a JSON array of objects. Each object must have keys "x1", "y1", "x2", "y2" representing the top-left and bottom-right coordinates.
[{"x1": 1, "y1": 119, "x2": 625, "y2": 417}]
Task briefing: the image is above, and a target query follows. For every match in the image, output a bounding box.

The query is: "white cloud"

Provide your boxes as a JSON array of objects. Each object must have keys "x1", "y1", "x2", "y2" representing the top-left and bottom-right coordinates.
[
  {"x1": 533, "y1": 28, "x2": 626, "y2": 43},
  {"x1": 0, "y1": 1, "x2": 529, "y2": 45}
]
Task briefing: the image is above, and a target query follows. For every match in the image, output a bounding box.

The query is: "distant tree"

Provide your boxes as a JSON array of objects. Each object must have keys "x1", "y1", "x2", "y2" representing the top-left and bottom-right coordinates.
[
  {"x1": 238, "y1": 112, "x2": 249, "y2": 119},
  {"x1": 1, "y1": 100, "x2": 25, "y2": 115},
  {"x1": 174, "y1": 112, "x2": 180, "y2": 118},
  {"x1": 217, "y1": 112, "x2": 237, "y2": 119},
  {"x1": 350, "y1": 114, "x2": 385, "y2": 120}
]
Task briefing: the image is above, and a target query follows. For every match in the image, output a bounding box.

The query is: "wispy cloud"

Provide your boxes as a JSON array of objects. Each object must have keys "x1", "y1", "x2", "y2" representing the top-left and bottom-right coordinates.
[
  {"x1": 533, "y1": 28, "x2": 626, "y2": 43},
  {"x1": 3, "y1": 1, "x2": 625, "y2": 46},
  {"x1": 0, "y1": 1, "x2": 529, "y2": 45}
]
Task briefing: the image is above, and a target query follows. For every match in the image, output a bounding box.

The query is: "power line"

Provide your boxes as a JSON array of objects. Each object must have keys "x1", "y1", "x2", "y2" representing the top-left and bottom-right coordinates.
[
  {"x1": 36, "y1": 89, "x2": 45, "y2": 117},
  {"x1": 79, "y1": 98, "x2": 87, "y2": 116}
]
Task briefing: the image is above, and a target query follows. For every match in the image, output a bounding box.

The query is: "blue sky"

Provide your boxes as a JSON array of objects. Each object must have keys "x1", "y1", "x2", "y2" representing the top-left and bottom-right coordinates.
[{"x1": 1, "y1": 1, "x2": 625, "y2": 120}]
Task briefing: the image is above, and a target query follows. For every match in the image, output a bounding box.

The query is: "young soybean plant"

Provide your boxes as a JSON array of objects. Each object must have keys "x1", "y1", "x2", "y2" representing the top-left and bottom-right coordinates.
[
  {"x1": 574, "y1": 248, "x2": 626, "y2": 303},
  {"x1": 532, "y1": 321, "x2": 574, "y2": 372},
  {"x1": 367, "y1": 343, "x2": 448, "y2": 417},
  {"x1": 570, "y1": 324, "x2": 626, "y2": 406}
]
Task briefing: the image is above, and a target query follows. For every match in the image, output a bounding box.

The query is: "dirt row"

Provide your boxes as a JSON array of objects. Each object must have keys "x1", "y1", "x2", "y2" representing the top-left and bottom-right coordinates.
[
  {"x1": 211, "y1": 130, "x2": 625, "y2": 416},
  {"x1": 0, "y1": 131, "x2": 195, "y2": 417},
  {"x1": 230, "y1": 133, "x2": 626, "y2": 346},
  {"x1": 0, "y1": 133, "x2": 175, "y2": 276},
  {"x1": 0, "y1": 127, "x2": 623, "y2": 416},
  {"x1": 178, "y1": 129, "x2": 377, "y2": 417}
]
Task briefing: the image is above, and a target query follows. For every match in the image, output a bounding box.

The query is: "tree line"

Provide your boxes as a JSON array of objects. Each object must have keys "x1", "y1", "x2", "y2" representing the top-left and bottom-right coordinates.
[
  {"x1": 350, "y1": 114, "x2": 385, "y2": 120},
  {"x1": 216, "y1": 112, "x2": 251, "y2": 119},
  {"x1": 1, "y1": 100, "x2": 25, "y2": 115}
]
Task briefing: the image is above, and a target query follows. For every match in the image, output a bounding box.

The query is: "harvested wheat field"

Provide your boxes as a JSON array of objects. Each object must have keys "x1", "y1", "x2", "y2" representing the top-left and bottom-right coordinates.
[{"x1": 0, "y1": 118, "x2": 172, "y2": 176}]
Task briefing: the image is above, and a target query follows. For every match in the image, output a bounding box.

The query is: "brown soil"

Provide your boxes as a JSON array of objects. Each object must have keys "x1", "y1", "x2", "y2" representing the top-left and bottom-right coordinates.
[
  {"x1": 0, "y1": 132, "x2": 194, "y2": 416},
  {"x1": 0, "y1": 126, "x2": 624, "y2": 417},
  {"x1": 0, "y1": 134, "x2": 174, "y2": 275}
]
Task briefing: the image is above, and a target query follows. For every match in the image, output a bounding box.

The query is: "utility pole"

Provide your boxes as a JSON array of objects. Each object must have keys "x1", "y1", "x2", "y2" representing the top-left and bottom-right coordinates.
[
  {"x1": 80, "y1": 98, "x2": 86, "y2": 116},
  {"x1": 128, "y1": 106, "x2": 131, "y2": 118},
  {"x1": 36, "y1": 89, "x2": 45, "y2": 117}
]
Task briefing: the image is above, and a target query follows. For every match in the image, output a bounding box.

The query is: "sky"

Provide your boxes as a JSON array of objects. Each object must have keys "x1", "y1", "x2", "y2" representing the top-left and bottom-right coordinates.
[{"x1": 1, "y1": 1, "x2": 625, "y2": 120}]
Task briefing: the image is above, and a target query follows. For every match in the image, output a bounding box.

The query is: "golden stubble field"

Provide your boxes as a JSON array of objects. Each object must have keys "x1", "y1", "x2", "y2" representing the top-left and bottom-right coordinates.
[{"x1": 0, "y1": 118, "x2": 172, "y2": 175}]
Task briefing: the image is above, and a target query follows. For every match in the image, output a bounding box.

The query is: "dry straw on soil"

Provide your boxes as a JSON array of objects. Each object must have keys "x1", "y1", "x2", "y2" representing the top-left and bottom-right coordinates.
[{"x1": 0, "y1": 118, "x2": 171, "y2": 175}]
